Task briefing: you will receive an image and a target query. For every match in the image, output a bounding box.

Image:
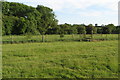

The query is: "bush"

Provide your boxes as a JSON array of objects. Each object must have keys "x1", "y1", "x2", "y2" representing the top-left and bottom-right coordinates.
[{"x1": 60, "y1": 34, "x2": 64, "y2": 38}]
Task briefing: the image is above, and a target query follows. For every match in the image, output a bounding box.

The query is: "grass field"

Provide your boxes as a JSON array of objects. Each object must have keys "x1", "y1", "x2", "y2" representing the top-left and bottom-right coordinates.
[
  {"x1": 2, "y1": 39, "x2": 118, "y2": 78},
  {"x1": 2, "y1": 34, "x2": 118, "y2": 43}
]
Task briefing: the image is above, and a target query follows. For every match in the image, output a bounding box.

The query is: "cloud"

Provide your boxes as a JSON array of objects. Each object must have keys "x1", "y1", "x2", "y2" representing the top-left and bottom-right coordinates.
[
  {"x1": 7, "y1": 0, "x2": 118, "y2": 11},
  {"x1": 44, "y1": 0, "x2": 118, "y2": 11}
]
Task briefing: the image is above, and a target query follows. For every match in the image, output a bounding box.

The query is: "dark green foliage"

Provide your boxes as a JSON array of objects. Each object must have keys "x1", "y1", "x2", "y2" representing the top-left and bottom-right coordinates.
[
  {"x1": 102, "y1": 24, "x2": 115, "y2": 34},
  {"x1": 115, "y1": 26, "x2": 120, "y2": 34},
  {"x1": 2, "y1": 2, "x2": 57, "y2": 36},
  {"x1": 86, "y1": 24, "x2": 96, "y2": 34},
  {"x1": 2, "y1": 15, "x2": 19, "y2": 35},
  {"x1": 58, "y1": 23, "x2": 78, "y2": 36},
  {"x1": 60, "y1": 34, "x2": 64, "y2": 38},
  {"x1": 46, "y1": 27, "x2": 59, "y2": 34},
  {"x1": 58, "y1": 24, "x2": 66, "y2": 35},
  {"x1": 36, "y1": 5, "x2": 58, "y2": 35},
  {"x1": 97, "y1": 27, "x2": 103, "y2": 34},
  {"x1": 76, "y1": 25, "x2": 86, "y2": 34}
]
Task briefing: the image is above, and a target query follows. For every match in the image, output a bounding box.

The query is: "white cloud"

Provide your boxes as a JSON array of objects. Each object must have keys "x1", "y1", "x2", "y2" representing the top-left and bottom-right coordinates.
[
  {"x1": 42, "y1": 0, "x2": 118, "y2": 11},
  {"x1": 7, "y1": 0, "x2": 119, "y2": 11}
]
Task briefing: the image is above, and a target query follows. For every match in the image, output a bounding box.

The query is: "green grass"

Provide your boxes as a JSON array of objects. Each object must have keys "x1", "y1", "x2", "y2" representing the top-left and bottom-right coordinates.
[
  {"x1": 2, "y1": 34, "x2": 118, "y2": 43},
  {"x1": 2, "y1": 40, "x2": 118, "y2": 78}
]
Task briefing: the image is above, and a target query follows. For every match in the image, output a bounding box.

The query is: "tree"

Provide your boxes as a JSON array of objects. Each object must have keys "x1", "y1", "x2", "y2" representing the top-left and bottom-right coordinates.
[
  {"x1": 46, "y1": 26, "x2": 59, "y2": 34},
  {"x1": 58, "y1": 24, "x2": 66, "y2": 38},
  {"x1": 106, "y1": 24, "x2": 115, "y2": 34},
  {"x1": 102, "y1": 24, "x2": 115, "y2": 34},
  {"x1": 86, "y1": 24, "x2": 96, "y2": 34},
  {"x1": 2, "y1": 1, "x2": 10, "y2": 15},
  {"x1": 69, "y1": 26, "x2": 77, "y2": 34},
  {"x1": 36, "y1": 5, "x2": 58, "y2": 42},
  {"x1": 77, "y1": 25, "x2": 86, "y2": 34},
  {"x1": 77, "y1": 25, "x2": 86, "y2": 39},
  {"x1": 86, "y1": 24, "x2": 96, "y2": 40},
  {"x1": 2, "y1": 2, "x2": 58, "y2": 37},
  {"x1": 2, "y1": 15, "x2": 18, "y2": 35},
  {"x1": 114, "y1": 26, "x2": 120, "y2": 34}
]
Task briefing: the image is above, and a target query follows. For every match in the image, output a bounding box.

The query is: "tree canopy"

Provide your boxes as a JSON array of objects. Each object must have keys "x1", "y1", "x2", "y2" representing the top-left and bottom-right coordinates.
[
  {"x1": 2, "y1": 1, "x2": 118, "y2": 36},
  {"x1": 2, "y1": 1, "x2": 58, "y2": 35}
]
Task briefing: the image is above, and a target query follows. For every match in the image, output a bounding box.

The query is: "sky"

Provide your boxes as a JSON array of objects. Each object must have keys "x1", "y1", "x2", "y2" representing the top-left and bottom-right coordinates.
[{"x1": 6, "y1": 0, "x2": 119, "y2": 26}]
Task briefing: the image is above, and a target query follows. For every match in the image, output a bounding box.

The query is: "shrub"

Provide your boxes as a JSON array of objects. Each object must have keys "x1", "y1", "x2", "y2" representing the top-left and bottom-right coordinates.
[{"x1": 60, "y1": 34, "x2": 64, "y2": 38}]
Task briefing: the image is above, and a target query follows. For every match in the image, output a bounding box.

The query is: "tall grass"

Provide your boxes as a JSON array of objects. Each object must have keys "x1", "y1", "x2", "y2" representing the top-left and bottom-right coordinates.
[
  {"x1": 2, "y1": 34, "x2": 118, "y2": 43},
  {"x1": 2, "y1": 40, "x2": 118, "y2": 78}
]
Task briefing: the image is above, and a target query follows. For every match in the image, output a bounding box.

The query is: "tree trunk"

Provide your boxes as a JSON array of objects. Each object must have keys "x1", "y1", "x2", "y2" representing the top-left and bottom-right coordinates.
[
  {"x1": 84, "y1": 33, "x2": 86, "y2": 39},
  {"x1": 72, "y1": 34, "x2": 74, "y2": 39},
  {"x1": 106, "y1": 34, "x2": 107, "y2": 40},
  {"x1": 91, "y1": 30, "x2": 93, "y2": 41},
  {"x1": 101, "y1": 33, "x2": 102, "y2": 37},
  {"x1": 42, "y1": 34, "x2": 44, "y2": 42},
  {"x1": 80, "y1": 34, "x2": 84, "y2": 41},
  {"x1": 79, "y1": 34, "x2": 82, "y2": 41},
  {"x1": 11, "y1": 35, "x2": 13, "y2": 43}
]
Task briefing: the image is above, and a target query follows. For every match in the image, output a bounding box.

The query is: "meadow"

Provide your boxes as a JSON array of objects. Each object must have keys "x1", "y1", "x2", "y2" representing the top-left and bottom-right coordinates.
[
  {"x1": 2, "y1": 34, "x2": 118, "y2": 78},
  {"x1": 2, "y1": 34, "x2": 118, "y2": 43}
]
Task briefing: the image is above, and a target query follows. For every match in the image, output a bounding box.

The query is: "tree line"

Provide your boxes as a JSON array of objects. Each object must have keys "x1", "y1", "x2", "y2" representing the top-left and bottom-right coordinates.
[{"x1": 2, "y1": 1, "x2": 120, "y2": 37}]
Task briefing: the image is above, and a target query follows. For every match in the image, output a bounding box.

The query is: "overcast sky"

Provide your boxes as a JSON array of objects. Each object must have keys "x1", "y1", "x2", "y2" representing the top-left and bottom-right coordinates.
[{"x1": 7, "y1": 0, "x2": 119, "y2": 26}]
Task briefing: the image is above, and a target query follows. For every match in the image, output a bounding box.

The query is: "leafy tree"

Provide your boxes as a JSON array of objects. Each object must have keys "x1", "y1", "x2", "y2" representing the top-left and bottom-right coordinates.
[
  {"x1": 12, "y1": 17, "x2": 26, "y2": 34},
  {"x1": 97, "y1": 27, "x2": 103, "y2": 34},
  {"x1": 77, "y1": 25, "x2": 86, "y2": 34},
  {"x1": 86, "y1": 24, "x2": 96, "y2": 34},
  {"x1": 59, "y1": 23, "x2": 77, "y2": 35},
  {"x1": 77, "y1": 25, "x2": 86, "y2": 39},
  {"x1": 46, "y1": 26, "x2": 59, "y2": 34},
  {"x1": 58, "y1": 24, "x2": 66, "y2": 37},
  {"x1": 69, "y1": 26, "x2": 77, "y2": 34},
  {"x1": 86, "y1": 24, "x2": 96, "y2": 39},
  {"x1": 2, "y1": 2, "x2": 58, "y2": 37},
  {"x1": 2, "y1": 1, "x2": 10, "y2": 15},
  {"x1": 102, "y1": 24, "x2": 115, "y2": 34},
  {"x1": 2, "y1": 15, "x2": 18, "y2": 35},
  {"x1": 36, "y1": 5, "x2": 58, "y2": 42},
  {"x1": 114, "y1": 26, "x2": 120, "y2": 34},
  {"x1": 106, "y1": 24, "x2": 115, "y2": 34}
]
